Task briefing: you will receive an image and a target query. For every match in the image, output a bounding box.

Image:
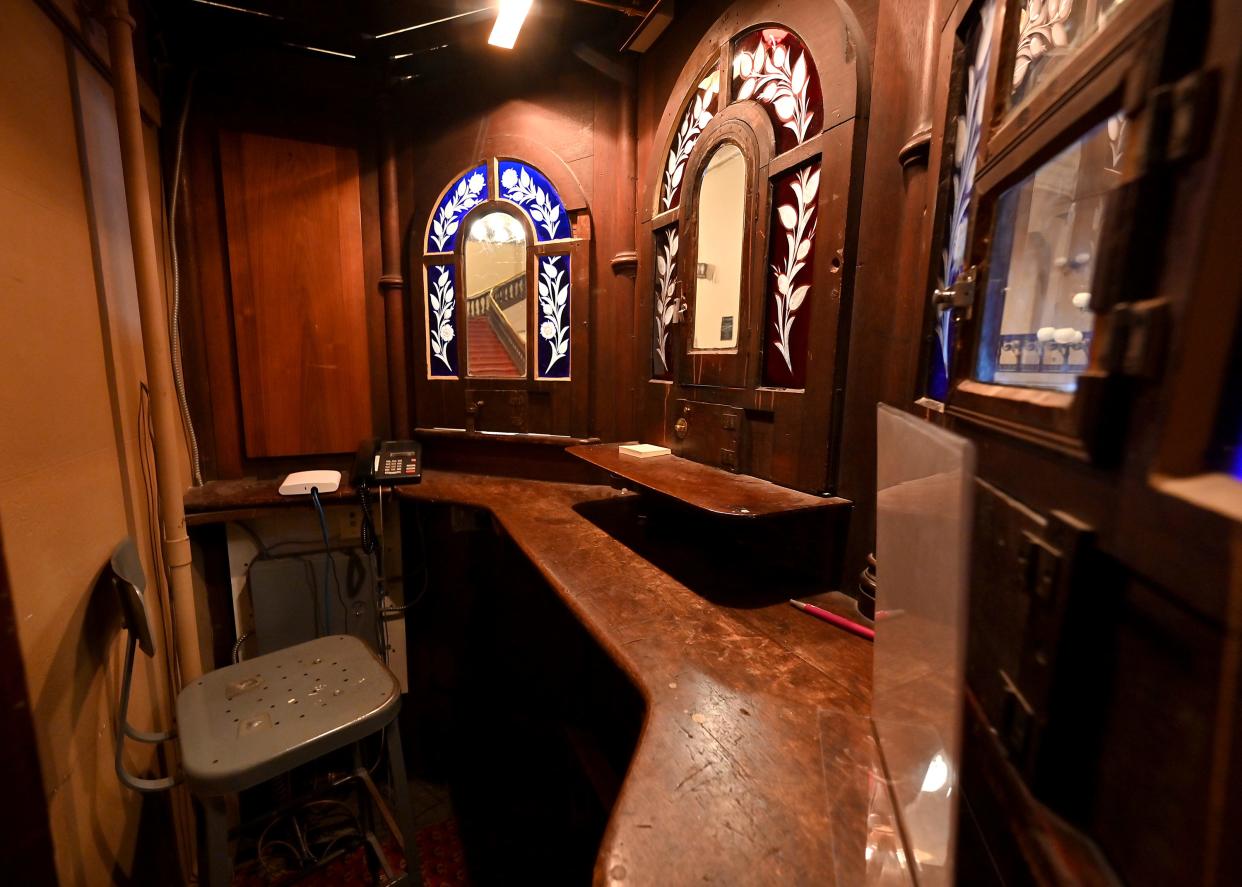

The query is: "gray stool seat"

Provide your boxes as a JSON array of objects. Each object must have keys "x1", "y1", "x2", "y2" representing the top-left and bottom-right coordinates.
[
  {"x1": 176, "y1": 634, "x2": 400, "y2": 796},
  {"x1": 108, "y1": 538, "x2": 418, "y2": 885}
]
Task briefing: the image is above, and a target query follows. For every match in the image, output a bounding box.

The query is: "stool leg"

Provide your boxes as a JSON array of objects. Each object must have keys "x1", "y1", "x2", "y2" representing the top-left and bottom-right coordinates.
[
  {"x1": 384, "y1": 719, "x2": 421, "y2": 880},
  {"x1": 201, "y1": 795, "x2": 231, "y2": 887}
]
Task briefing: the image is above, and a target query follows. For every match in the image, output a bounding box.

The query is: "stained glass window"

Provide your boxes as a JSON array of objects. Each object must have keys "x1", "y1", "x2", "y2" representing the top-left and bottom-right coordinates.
[
  {"x1": 926, "y1": 0, "x2": 997, "y2": 401},
  {"x1": 423, "y1": 159, "x2": 572, "y2": 381},
  {"x1": 497, "y1": 160, "x2": 569, "y2": 241},
  {"x1": 658, "y1": 70, "x2": 720, "y2": 213},
  {"x1": 426, "y1": 263, "x2": 458, "y2": 377},
  {"x1": 731, "y1": 28, "x2": 823, "y2": 155},
  {"x1": 652, "y1": 226, "x2": 679, "y2": 379},
  {"x1": 763, "y1": 161, "x2": 821, "y2": 388},
  {"x1": 536, "y1": 254, "x2": 571, "y2": 380},
  {"x1": 427, "y1": 165, "x2": 488, "y2": 253},
  {"x1": 1008, "y1": 0, "x2": 1127, "y2": 110}
]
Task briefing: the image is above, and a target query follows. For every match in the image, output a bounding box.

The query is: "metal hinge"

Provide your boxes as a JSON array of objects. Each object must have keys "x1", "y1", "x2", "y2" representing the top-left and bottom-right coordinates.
[
  {"x1": 932, "y1": 265, "x2": 977, "y2": 311},
  {"x1": 1137, "y1": 69, "x2": 1218, "y2": 173},
  {"x1": 1100, "y1": 298, "x2": 1171, "y2": 379}
]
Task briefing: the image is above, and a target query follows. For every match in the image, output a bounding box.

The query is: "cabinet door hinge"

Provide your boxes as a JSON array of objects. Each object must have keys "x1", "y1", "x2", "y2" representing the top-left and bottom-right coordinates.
[
  {"x1": 1136, "y1": 69, "x2": 1218, "y2": 174},
  {"x1": 1100, "y1": 298, "x2": 1171, "y2": 379}
]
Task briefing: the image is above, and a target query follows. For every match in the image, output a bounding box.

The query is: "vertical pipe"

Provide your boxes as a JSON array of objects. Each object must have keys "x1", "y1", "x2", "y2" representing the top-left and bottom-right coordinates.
[
  {"x1": 378, "y1": 94, "x2": 410, "y2": 437},
  {"x1": 100, "y1": 0, "x2": 204, "y2": 683}
]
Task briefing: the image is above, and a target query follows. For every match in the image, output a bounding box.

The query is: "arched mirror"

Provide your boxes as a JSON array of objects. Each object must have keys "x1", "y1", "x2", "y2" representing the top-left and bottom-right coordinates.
[
  {"x1": 691, "y1": 143, "x2": 746, "y2": 352},
  {"x1": 464, "y1": 210, "x2": 528, "y2": 378}
]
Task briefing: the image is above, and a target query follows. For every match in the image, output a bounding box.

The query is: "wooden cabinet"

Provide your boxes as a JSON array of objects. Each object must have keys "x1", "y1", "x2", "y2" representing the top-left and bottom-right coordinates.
[{"x1": 219, "y1": 130, "x2": 374, "y2": 458}]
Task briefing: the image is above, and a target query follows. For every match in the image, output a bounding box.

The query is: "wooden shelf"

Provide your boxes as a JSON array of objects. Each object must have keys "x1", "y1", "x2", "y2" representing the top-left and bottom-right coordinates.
[{"x1": 566, "y1": 443, "x2": 849, "y2": 519}]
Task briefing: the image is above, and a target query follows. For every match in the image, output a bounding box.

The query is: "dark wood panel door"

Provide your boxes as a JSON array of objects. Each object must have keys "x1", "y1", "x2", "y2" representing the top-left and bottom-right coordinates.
[{"x1": 219, "y1": 130, "x2": 374, "y2": 457}]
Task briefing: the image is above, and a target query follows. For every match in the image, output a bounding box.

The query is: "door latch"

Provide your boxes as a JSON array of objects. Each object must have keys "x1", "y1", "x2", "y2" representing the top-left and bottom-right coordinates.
[{"x1": 932, "y1": 265, "x2": 977, "y2": 312}]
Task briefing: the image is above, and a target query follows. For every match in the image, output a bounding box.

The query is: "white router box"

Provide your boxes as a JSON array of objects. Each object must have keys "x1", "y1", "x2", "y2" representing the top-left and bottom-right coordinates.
[{"x1": 278, "y1": 469, "x2": 342, "y2": 496}]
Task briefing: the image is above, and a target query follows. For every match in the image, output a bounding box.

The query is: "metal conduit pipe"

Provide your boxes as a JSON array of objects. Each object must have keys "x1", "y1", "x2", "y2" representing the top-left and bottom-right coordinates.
[{"x1": 101, "y1": 0, "x2": 205, "y2": 684}]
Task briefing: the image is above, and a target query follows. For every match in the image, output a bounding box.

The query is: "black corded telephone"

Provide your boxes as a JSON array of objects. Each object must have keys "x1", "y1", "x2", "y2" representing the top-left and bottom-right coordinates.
[{"x1": 354, "y1": 439, "x2": 423, "y2": 486}]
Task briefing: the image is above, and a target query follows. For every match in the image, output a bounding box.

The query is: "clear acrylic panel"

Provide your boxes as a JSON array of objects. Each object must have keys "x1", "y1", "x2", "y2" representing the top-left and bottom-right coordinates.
[
  {"x1": 873, "y1": 405, "x2": 976, "y2": 887},
  {"x1": 976, "y1": 112, "x2": 1126, "y2": 391}
]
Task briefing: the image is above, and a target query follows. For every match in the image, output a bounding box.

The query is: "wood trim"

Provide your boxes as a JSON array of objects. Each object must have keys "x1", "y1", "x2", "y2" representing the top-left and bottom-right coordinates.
[
  {"x1": 676, "y1": 103, "x2": 774, "y2": 391},
  {"x1": 945, "y1": 6, "x2": 1177, "y2": 461}
]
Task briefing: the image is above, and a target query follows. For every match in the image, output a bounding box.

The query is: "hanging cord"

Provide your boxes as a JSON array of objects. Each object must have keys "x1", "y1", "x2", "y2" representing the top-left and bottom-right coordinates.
[
  {"x1": 168, "y1": 70, "x2": 202, "y2": 485},
  {"x1": 310, "y1": 488, "x2": 332, "y2": 635},
  {"x1": 356, "y1": 484, "x2": 389, "y2": 658}
]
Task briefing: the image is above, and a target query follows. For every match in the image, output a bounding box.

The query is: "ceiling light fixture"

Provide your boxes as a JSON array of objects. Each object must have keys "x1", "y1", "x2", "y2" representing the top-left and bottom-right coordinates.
[
  {"x1": 373, "y1": 8, "x2": 490, "y2": 40},
  {"x1": 488, "y1": 0, "x2": 533, "y2": 49},
  {"x1": 190, "y1": 0, "x2": 280, "y2": 18},
  {"x1": 285, "y1": 42, "x2": 357, "y2": 59}
]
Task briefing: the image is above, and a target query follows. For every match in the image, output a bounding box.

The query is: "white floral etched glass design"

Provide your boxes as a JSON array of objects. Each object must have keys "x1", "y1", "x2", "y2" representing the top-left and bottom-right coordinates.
[
  {"x1": 732, "y1": 28, "x2": 823, "y2": 155},
  {"x1": 536, "y1": 255, "x2": 571, "y2": 379},
  {"x1": 498, "y1": 160, "x2": 568, "y2": 241},
  {"x1": 1009, "y1": 0, "x2": 1125, "y2": 109},
  {"x1": 659, "y1": 70, "x2": 720, "y2": 213},
  {"x1": 427, "y1": 264, "x2": 458, "y2": 376},
  {"x1": 928, "y1": 0, "x2": 997, "y2": 401},
  {"x1": 763, "y1": 161, "x2": 819, "y2": 388},
  {"x1": 428, "y1": 165, "x2": 488, "y2": 253},
  {"x1": 652, "y1": 226, "x2": 679, "y2": 377},
  {"x1": 976, "y1": 112, "x2": 1126, "y2": 391}
]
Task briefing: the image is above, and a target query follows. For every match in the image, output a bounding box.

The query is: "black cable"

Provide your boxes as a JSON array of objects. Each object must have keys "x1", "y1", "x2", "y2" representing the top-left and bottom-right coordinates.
[{"x1": 310, "y1": 488, "x2": 331, "y2": 636}]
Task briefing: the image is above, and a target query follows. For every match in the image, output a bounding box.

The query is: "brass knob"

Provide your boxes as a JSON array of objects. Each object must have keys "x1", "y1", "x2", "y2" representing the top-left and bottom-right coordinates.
[{"x1": 674, "y1": 417, "x2": 689, "y2": 439}]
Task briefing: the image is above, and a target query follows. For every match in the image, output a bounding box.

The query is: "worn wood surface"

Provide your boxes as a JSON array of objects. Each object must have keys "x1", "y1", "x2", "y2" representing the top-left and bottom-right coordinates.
[
  {"x1": 184, "y1": 469, "x2": 873, "y2": 884},
  {"x1": 569, "y1": 442, "x2": 849, "y2": 517}
]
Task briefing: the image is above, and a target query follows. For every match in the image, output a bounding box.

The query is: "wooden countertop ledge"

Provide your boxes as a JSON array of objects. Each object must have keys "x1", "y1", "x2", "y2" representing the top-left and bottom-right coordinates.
[{"x1": 185, "y1": 472, "x2": 875, "y2": 885}]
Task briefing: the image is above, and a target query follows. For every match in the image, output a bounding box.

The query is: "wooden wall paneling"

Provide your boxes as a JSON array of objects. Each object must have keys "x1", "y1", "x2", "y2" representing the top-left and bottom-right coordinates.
[
  {"x1": 0, "y1": 530, "x2": 57, "y2": 885},
  {"x1": 183, "y1": 107, "x2": 245, "y2": 478},
  {"x1": 356, "y1": 120, "x2": 390, "y2": 444},
  {"x1": 378, "y1": 93, "x2": 410, "y2": 439},
  {"x1": 218, "y1": 129, "x2": 374, "y2": 457},
  {"x1": 402, "y1": 57, "x2": 619, "y2": 440},
  {"x1": 834, "y1": 0, "x2": 942, "y2": 588}
]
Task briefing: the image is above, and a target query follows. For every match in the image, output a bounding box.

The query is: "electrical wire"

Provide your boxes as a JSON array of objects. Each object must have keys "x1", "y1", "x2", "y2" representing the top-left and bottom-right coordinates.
[
  {"x1": 310, "y1": 488, "x2": 332, "y2": 636},
  {"x1": 167, "y1": 71, "x2": 202, "y2": 486}
]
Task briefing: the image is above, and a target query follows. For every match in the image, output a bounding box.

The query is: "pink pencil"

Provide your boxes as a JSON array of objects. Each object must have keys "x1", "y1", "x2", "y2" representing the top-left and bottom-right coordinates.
[{"x1": 789, "y1": 599, "x2": 875, "y2": 641}]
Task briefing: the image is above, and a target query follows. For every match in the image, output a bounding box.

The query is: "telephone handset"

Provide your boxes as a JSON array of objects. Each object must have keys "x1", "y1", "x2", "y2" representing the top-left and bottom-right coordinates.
[{"x1": 354, "y1": 439, "x2": 423, "y2": 486}]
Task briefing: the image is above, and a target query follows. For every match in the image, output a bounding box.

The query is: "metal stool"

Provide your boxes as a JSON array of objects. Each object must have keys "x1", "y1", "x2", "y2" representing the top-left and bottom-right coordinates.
[{"x1": 108, "y1": 538, "x2": 418, "y2": 886}]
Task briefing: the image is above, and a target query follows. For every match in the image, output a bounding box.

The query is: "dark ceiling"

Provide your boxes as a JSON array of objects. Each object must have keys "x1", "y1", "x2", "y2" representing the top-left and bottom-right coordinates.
[{"x1": 150, "y1": 0, "x2": 649, "y2": 88}]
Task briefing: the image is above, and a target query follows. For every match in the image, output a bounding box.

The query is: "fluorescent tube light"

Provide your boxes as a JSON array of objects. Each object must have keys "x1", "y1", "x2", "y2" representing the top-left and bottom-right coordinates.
[
  {"x1": 373, "y1": 8, "x2": 489, "y2": 40},
  {"x1": 488, "y1": 0, "x2": 533, "y2": 49}
]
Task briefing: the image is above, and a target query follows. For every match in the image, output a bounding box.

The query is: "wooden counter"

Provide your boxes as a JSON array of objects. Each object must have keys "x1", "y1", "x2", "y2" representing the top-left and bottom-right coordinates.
[{"x1": 184, "y1": 471, "x2": 874, "y2": 884}]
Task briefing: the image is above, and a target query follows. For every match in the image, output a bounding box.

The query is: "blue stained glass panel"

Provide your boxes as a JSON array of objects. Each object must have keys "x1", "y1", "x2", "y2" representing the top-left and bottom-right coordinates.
[
  {"x1": 428, "y1": 166, "x2": 488, "y2": 253},
  {"x1": 497, "y1": 160, "x2": 568, "y2": 242},
  {"x1": 427, "y1": 264, "x2": 458, "y2": 377},
  {"x1": 926, "y1": 0, "x2": 996, "y2": 402},
  {"x1": 536, "y1": 254, "x2": 571, "y2": 379}
]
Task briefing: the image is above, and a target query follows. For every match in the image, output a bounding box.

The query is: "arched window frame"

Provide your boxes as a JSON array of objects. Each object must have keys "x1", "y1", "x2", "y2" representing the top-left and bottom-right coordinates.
[
  {"x1": 420, "y1": 157, "x2": 581, "y2": 383},
  {"x1": 636, "y1": 9, "x2": 865, "y2": 493}
]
